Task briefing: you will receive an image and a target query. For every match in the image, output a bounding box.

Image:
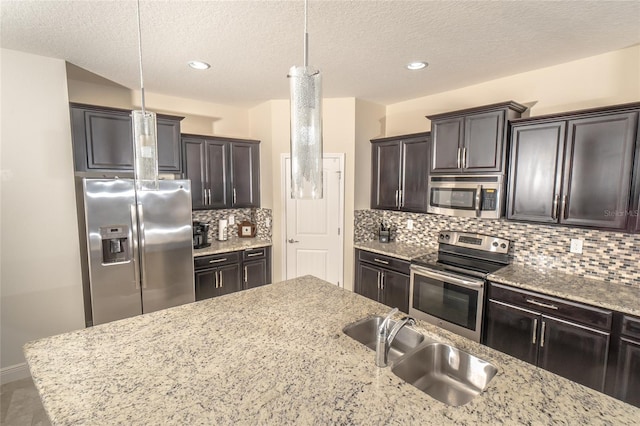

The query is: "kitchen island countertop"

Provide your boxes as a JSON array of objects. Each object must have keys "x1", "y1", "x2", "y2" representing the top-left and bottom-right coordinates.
[
  {"x1": 24, "y1": 276, "x2": 639, "y2": 425},
  {"x1": 193, "y1": 237, "x2": 271, "y2": 257}
]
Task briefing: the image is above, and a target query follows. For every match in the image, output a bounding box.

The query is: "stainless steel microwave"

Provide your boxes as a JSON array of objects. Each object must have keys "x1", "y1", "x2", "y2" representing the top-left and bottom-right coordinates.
[{"x1": 427, "y1": 175, "x2": 504, "y2": 219}]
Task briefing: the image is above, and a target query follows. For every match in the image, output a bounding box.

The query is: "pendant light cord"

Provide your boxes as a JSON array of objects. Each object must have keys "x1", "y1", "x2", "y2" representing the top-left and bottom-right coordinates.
[
  {"x1": 303, "y1": 0, "x2": 308, "y2": 67},
  {"x1": 136, "y1": 0, "x2": 146, "y2": 114}
]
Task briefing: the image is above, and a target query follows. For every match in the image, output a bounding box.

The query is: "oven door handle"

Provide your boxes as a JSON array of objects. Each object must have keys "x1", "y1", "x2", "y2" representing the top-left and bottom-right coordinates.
[{"x1": 411, "y1": 265, "x2": 484, "y2": 289}]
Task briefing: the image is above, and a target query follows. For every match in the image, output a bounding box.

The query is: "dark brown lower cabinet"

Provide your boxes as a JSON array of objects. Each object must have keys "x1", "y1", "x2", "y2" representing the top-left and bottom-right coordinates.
[
  {"x1": 242, "y1": 247, "x2": 272, "y2": 290},
  {"x1": 484, "y1": 283, "x2": 611, "y2": 393},
  {"x1": 195, "y1": 264, "x2": 242, "y2": 300},
  {"x1": 354, "y1": 249, "x2": 410, "y2": 314},
  {"x1": 195, "y1": 247, "x2": 271, "y2": 301},
  {"x1": 614, "y1": 338, "x2": 640, "y2": 407},
  {"x1": 536, "y1": 315, "x2": 609, "y2": 392}
]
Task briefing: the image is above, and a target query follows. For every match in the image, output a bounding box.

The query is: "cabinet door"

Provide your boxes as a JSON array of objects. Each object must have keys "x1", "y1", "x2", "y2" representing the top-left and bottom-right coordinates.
[
  {"x1": 401, "y1": 137, "x2": 430, "y2": 213},
  {"x1": 371, "y1": 141, "x2": 402, "y2": 210},
  {"x1": 82, "y1": 110, "x2": 134, "y2": 170},
  {"x1": 507, "y1": 122, "x2": 565, "y2": 222},
  {"x1": 206, "y1": 141, "x2": 229, "y2": 209},
  {"x1": 156, "y1": 117, "x2": 182, "y2": 172},
  {"x1": 381, "y1": 269, "x2": 410, "y2": 314},
  {"x1": 538, "y1": 315, "x2": 610, "y2": 392},
  {"x1": 431, "y1": 118, "x2": 463, "y2": 173},
  {"x1": 484, "y1": 300, "x2": 539, "y2": 365},
  {"x1": 463, "y1": 110, "x2": 504, "y2": 172},
  {"x1": 182, "y1": 138, "x2": 206, "y2": 208},
  {"x1": 356, "y1": 263, "x2": 381, "y2": 303},
  {"x1": 614, "y1": 338, "x2": 640, "y2": 407},
  {"x1": 561, "y1": 112, "x2": 638, "y2": 229},
  {"x1": 230, "y1": 142, "x2": 260, "y2": 208},
  {"x1": 217, "y1": 264, "x2": 242, "y2": 296},
  {"x1": 195, "y1": 269, "x2": 217, "y2": 301},
  {"x1": 244, "y1": 259, "x2": 268, "y2": 290}
]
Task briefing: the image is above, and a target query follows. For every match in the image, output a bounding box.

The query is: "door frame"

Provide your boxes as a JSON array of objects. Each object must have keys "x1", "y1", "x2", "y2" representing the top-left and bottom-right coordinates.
[{"x1": 280, "y1": 153, "x2": 345, "y2": 287}]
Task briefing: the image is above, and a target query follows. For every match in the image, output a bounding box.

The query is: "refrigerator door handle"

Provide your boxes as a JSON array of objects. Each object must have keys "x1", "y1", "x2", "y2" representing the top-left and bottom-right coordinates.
[
  {"x1": 130, "y1": 204, "x2": 141, "y2": 290},
  {"x1": 137, "y1": 203, "x2": 148, "y2": 289}
]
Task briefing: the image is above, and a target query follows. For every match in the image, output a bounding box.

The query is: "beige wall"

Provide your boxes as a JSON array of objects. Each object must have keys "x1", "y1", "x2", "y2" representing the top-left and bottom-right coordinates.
[
  {"x1": 1, "y1": 49, "x2": 85, "y2": 381},
  {"x1": 354, "y1": 100, "x2": 386, "y2": 211},
  {"x1": 386, "y1": 45, "x2": 640, "y2": 136},
  {"x1": 67, "y1": 76, "x2": 251, "y2": 138},
  {"x1": 251, "y1": 98, "x2": 359, "y2": 290}
]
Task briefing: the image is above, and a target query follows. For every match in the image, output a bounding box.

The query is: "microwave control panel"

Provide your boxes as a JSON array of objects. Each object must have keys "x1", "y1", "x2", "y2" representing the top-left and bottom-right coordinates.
[{"x1": 481, "y1": 188, "x2": 497, "y2": 211}]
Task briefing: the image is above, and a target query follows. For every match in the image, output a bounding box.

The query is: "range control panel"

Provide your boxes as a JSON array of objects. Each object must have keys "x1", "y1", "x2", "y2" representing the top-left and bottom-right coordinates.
[{"x1": 438, "y1": 230, "x2": 510, "y2": 254}]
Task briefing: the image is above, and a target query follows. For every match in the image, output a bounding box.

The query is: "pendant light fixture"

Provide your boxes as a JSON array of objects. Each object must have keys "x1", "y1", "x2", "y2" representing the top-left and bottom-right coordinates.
[
  {"x1": 132, "y1": 0, "x2": 158, "y2": 191},
  {"x1": 288, "y1": 0, "x2": 323, "y2": 199}
]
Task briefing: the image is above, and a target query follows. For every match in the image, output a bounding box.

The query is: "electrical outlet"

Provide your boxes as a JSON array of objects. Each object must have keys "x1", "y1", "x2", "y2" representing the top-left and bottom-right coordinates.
[
  {"x1": 228, "y1": 215, "x2": 235, "y2": 225},
  {"x1": 266, "y1": 217, "x2": 271, "y2": 228},
  {"x1": 570, "y1": 238, "x2": 583, "y2": 254},
  {"x1": 407, "y1": 219, "x2": 414, "y2": 230}
]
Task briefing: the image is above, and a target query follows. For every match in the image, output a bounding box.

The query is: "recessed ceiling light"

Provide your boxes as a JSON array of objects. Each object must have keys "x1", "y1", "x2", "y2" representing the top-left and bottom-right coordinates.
[
  {"x1": 406, "y1": 61, "x2": 428, "y2": 71},
  {"x1": 187, "y1": 60, "x2": 211, "y2": 70}
]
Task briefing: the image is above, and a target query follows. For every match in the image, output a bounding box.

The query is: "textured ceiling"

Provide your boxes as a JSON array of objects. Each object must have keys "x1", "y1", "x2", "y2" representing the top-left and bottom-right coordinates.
[{"x1": 1, "y1": 0, "x2": 639, "y2": 108}]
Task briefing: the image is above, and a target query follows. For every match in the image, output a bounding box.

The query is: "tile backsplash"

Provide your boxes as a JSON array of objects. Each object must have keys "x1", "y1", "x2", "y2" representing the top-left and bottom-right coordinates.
[
  {"x1": 193, "y1": 208, "x2": 272, "y2": 242},
  {"x1": 355, "y1": 209, "x2": 640, "y2": 288}
]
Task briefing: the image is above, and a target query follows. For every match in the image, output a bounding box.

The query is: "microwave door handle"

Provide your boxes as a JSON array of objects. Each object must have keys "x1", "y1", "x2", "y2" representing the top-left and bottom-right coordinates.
[{"x1": 475, "y1": 185, "x2": 482, "y2": 217}]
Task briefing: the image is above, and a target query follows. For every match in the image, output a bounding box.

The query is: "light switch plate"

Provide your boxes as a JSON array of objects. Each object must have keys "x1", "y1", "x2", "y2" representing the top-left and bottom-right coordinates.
[
  {"x1": 570, "y1": 238, "x2": 583, "y2": 254},
  {"x1": 407, "y1": 219, "x2": 414, "y2": 230}
]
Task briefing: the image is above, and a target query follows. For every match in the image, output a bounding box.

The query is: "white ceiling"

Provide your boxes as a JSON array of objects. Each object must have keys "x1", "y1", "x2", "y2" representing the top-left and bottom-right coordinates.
[{"x1": 2, "y1": 0, "x2": 639, "y2": 108}]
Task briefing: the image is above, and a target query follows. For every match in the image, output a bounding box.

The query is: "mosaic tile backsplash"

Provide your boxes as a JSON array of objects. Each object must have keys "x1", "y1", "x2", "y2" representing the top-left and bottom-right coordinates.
[
  {"x1": 193, "y1": 208, "x2": 272, "y2": 242},
  {"x1": 355, "y1": 209, "x2": 640, "y2": 288}
]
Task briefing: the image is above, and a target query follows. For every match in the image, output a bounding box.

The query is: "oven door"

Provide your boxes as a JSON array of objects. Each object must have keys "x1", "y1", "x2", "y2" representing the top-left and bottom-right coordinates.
[{"x1": 409, "y1": 265, "x2": 485, "y2": 342}]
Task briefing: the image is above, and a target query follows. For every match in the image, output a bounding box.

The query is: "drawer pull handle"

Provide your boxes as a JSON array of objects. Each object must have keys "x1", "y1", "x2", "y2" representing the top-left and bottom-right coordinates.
[
  {"x1": 209, "y1": 258, "x2": 227, "y2": 264},
  {"x1": 526, "y1": 299, "x2": 558, "y2": 310},
  {"x1": 374, "y1": 258, "x2": 389, "y2": 265},
  {"x1": 532, "y1": 318, "x2": 538, "y2": 345},
  {"x1": 540, "y1": 321, "x2": 546, "y2": 348},
  {"x1": 247, "y1": 252, "x2": 262, "y2": 257}
]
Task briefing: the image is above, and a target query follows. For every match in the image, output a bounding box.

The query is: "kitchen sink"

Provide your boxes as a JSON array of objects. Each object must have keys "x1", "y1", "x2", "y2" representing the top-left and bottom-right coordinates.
[
  {"x1": 391, "y1": 343, "x2": 498, "y2": 406},
  {"x1": 342, "y1": 316, "x2": 426, "y2": 363}
]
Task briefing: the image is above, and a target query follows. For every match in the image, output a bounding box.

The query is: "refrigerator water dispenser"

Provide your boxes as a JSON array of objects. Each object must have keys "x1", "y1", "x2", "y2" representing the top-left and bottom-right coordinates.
[{"x1": 100, "y1": 226, "x2": 130, "y2": 264}]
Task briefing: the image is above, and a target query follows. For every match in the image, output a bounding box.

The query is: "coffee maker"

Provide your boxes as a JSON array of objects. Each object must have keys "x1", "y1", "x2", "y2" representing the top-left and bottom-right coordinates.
[{"x1": 192, "y1": 221, "x2": 210, "y2": 249}]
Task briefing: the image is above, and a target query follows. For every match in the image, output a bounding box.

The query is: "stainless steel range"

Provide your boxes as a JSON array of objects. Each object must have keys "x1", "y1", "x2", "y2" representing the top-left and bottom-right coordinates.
[{"x1": 410, "y1": 231, "x2": 511, "y2": 342}]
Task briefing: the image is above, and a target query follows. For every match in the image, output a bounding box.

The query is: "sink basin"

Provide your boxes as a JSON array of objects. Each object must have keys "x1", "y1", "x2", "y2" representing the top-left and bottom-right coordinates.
[
  {"x1": 391, "y1": 343, "x2": 498, "y2": 406},
  {"x1": 343, "y1": 316, "x2": 425, "y2": 362}
]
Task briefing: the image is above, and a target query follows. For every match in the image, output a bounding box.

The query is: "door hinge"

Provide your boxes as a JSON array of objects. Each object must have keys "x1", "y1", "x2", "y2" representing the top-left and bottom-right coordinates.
[{"x1": 338, "y1": 228, "x2": 341, "y2": 236}]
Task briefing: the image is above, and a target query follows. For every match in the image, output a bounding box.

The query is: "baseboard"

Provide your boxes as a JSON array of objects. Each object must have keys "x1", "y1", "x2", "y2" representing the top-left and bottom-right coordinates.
[{"x1": 1, "y1": 363, "x2": 30, "y2": 385}]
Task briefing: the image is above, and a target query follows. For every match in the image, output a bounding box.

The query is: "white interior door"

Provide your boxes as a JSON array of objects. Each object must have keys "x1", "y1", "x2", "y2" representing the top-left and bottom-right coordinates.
[{"x1": 284, "y1": 154, "x2": 344, "y2": 286}]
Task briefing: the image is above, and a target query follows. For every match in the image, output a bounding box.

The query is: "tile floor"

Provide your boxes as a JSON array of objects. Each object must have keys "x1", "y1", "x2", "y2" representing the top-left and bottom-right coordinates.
[{"x1": 0, "y1": 378, "x2": 50, "y2": 426}]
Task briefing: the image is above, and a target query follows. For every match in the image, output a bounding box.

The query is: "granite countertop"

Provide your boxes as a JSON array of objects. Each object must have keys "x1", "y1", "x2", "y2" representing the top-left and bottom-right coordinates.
[
  {"x1": 24, "y1": 276, "x2": 638, "y2": 425},
  {"x1": 489, "y1": 263, "x2": 640, "y2": 317},
  {"x1": 354, "y1": 240, "x2": 436, "y2": 261},
  {"x1": 193, "y1": 237, "x2": 271, "y2": 257}
]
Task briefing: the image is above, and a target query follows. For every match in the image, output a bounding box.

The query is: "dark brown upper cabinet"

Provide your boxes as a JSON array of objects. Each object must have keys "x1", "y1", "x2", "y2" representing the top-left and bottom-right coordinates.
[
  {"x1": 182, "y1": 134, "x2": 260, "y2": 210},
  {"x1": 427, "y1": 101, "x2": 527, "y2": 174},
  {"x1": 70, "y1": 103, "x2": 183, "y2": 173},
  {"x1": 371, "y1": 133, "x2": 430, "y2": 213},
  {"x1": 507, "y1": 103, "x2": 640, "y2": 231}
]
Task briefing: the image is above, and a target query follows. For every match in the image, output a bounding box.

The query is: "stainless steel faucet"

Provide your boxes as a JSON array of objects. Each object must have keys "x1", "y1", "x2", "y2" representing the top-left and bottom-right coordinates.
[{"x1": 375, "y1": 308, "x2": 416, "y2": 367}]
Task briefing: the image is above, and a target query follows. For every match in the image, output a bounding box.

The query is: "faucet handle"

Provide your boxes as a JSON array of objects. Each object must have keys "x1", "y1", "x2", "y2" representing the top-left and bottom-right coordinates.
[{"x1": 379, "y1": 307, "x2": 399, "y2": 335}]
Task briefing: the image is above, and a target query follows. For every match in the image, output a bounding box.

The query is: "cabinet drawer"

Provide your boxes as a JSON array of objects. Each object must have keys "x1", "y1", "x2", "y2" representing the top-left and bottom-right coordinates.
[
  {"x1": 243, "y1": 247, "x2": 267, "y2": 261},
  {"x1": 489, "y1": 282, "x2": 612, "y2": 330},
  {"x1": 194, "y1": 252, "x2": 240, "y2": 270},
  {"x1": 358, "y1": 250, "x2": 410, "y2": 275},
  {"x1": 622, "y1": 315, "x2": 640, "y2": 340}
]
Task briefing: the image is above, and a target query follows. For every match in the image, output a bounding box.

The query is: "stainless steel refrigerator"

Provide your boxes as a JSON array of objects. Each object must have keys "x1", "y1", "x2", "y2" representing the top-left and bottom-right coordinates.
[{"x1": 77, "y1": 178, "x2": 195, "y2": 326}]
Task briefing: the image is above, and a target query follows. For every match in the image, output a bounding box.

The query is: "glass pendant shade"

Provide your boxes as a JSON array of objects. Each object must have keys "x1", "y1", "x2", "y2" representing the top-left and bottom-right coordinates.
[
  {"x1": 132, "y1": 110, "x2": 159, "y2": 191},
  {"x1": 289, "y1": 65, "x2": 323, "y2": 199}
]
